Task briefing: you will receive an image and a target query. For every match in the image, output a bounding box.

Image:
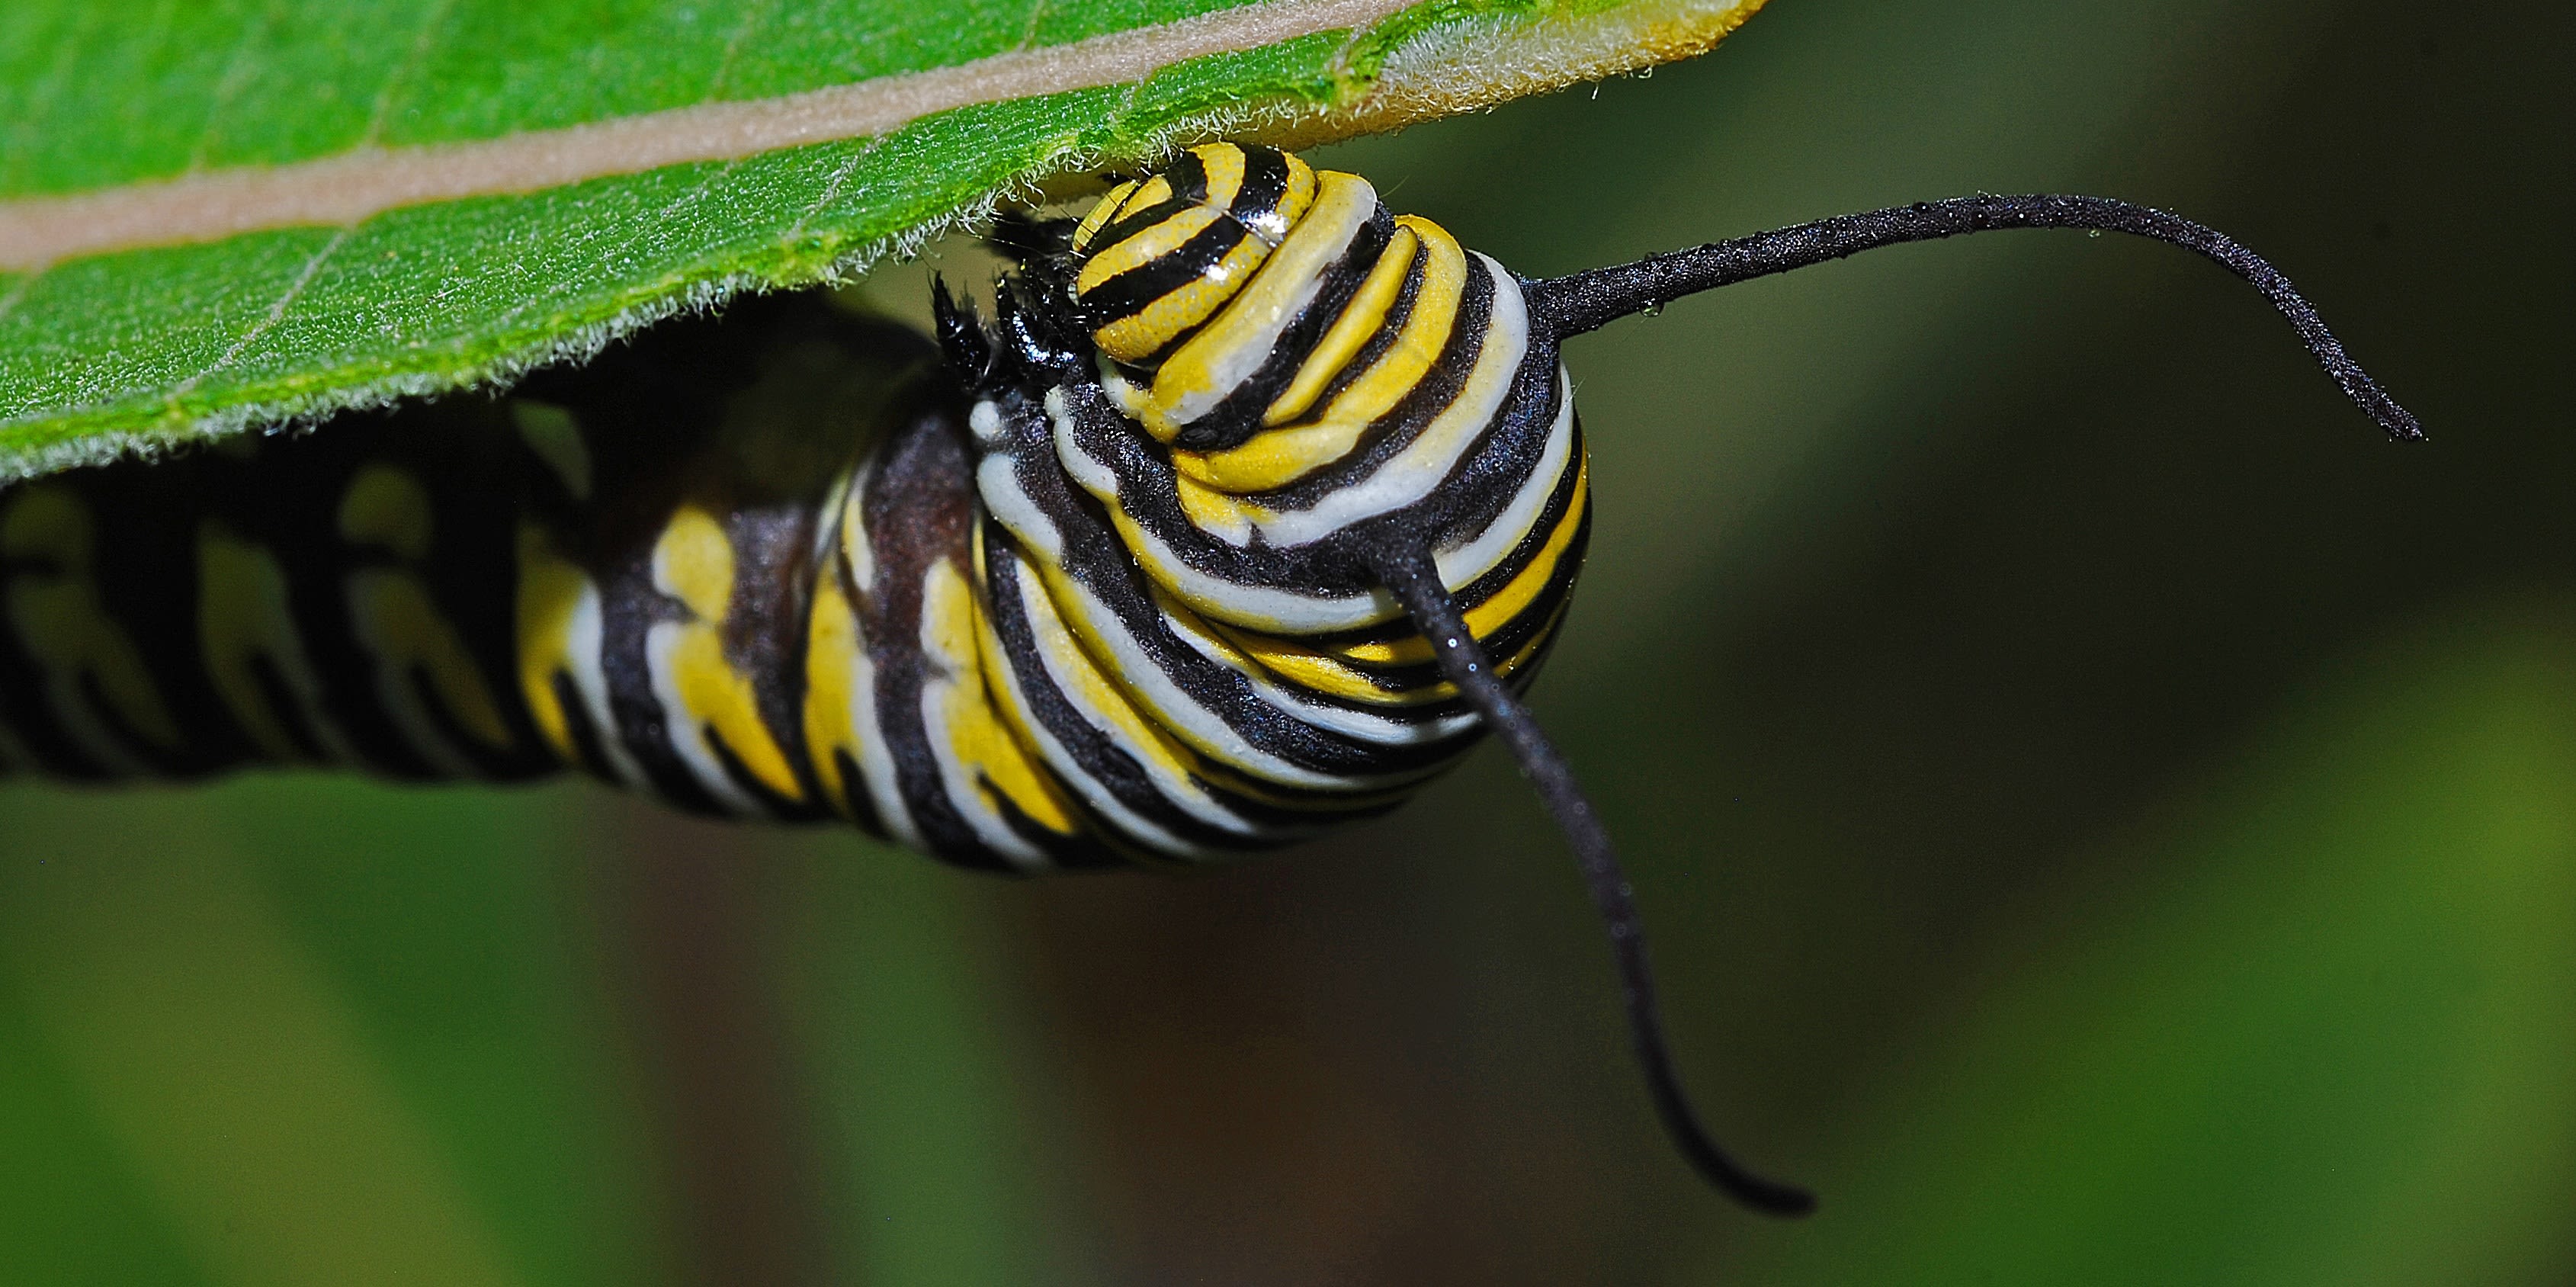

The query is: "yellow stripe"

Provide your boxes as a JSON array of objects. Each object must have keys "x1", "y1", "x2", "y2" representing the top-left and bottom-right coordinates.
[
  {"x1": 1308, "y1": 214, "x2": 1466, "y2": 432},
  {"x1": 1091, "y1": 232, "x2": 1271, "y2": 364},
  {"x1": 200, "y1": 520, "x2": 316, "y2": 762},
  {"x1": 337, "y1": 465, "x2": 434, "y2": 562},
  {"x1": 1013, "y1": 554, "x2": 1208, "y2": 797},
  {"x1": 973, "y1": 562, "x2": 1093, "y2": 837},
  {"x1": 1108, "y1": 590, "x2": 1429, "y2": 809},
  {"x1": 1073, "y1": 148, "x2": 1326, "y2": 370},
  {"x1": 1341, "y1": 455, "x2": 1588, "y2": 666},
  {"x1": 1262, "y1": 222, "x2": 1419, "y2": 429},
  {"x1": 1115, "y1": 173, "x2": 1174, "y2": 223},
  {"x1": 800, "y1": 563, "x2": 866, "y2": 821},
  {"x1": 512, "y1": 522, "x2": 589, "y2": 765},
  {"x1": 921, "y1": 558, "x2": 1080, "y2": 838},
  {"x1": 334, "y1": 467, "x2": 515, "y2": 754},
  {"x1": 1192, "y1": 142, "x2": 1246, "y2": 212},
  {"x1": 1170, "y1": 472, "x2": 1260, "y2": 543},
  {"x1": 1205, "y1": 458, "x2": 1586, "y2": 699},
  {"x1": 0, "y1": 486, "x2": 178, "y2": 751},
  {"x1": 1169, "y1": 417, "x2": 1374, "y2": 493},
  {"x1": 652, "y1": 505, "x2": 804, "y2": 802},
  {"x1": 1221, "y1": 592, "x2": 1567, "y2": 707},
  {"x1": 1208, "y1": 624, "x2": 1417, "y2": 705},
  {"x1": 1074, "y1": 204, "x2": 1223, "y2": 297},
  {"x1": 1070, "y1": 178, "x2": 1140, "y2": 252},
  {"x1": 1137, "y1": 169, "x2": 1378, "y2": 441},
  {"x1": 348, "y1": 571, "x2": 516, "y2": 751}
]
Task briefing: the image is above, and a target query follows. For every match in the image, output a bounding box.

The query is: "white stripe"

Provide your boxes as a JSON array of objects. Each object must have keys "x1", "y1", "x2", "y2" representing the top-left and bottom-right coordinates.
[
  {"x1": 1243, "y1": 254, "x2": 1530, "y2": 547},
  {"x1": 976, "y1": 453, "x2": 1066, "y2": 564},
  {"x1": 642, "y1": 620, "x2": 762, "y2": 816},
  {"x1": 845, "y1": 617, "x2": 918, "y2": 852},
  {"x1": 1156, "y1": 171, "x2": 1379, "y2": 429},
  {"x1": 1042, "y1": 566, "x2": 1398, "y2": 791},
  {"x1": 839, "y1": 460, "x2": 881, "y2": 589},
  {"x1": 982, "y1": 557, "x2": 1213, "y2": 860},
  {"x1": 558, "y1": 579, "x2": 646, "y2": 788},
  {"x1": 1104, "y1": 364, "x2": 1574, "y2": 636},
  {"x1": 1079, "y1": 480, "x2": 1393, "y2": 632},
  {"x1": 1156, "y1": 600, "x2": 1480, "y2": 747},
  {"x1": 837, "y1": 479, "x2": 919, "y2": 849},
  {"x1": 1043, "y1": 261, "x2": 1556, "y2": 635},
  {"x1": 1006, "y1": 550, "x2": 1262, "y2": 841},
  {"x1": 916, "y1": 561, "x2": 1047, "y2": 869},
  {"x1": 1429, "y1": 370, "x2": 1576, "y2": 590}
]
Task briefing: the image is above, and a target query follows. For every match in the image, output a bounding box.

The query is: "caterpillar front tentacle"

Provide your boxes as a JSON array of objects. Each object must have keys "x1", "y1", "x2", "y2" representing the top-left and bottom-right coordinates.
[
  {"x1": 1524, "y1": 193, "x2": 2422, "y2": 440},
  {"x1": 1371, "y1": 543, "x2": 1816, "y2": 1216}
]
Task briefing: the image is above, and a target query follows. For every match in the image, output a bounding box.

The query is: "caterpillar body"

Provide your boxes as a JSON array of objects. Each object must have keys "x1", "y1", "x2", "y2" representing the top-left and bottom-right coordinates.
[{"x1": 0, "y1": 143, "x2": 2420, "y2": 1212}]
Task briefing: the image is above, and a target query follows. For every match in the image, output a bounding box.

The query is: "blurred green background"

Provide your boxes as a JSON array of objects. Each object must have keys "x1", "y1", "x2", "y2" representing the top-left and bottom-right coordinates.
[{"x1": 4, "y1": 0, "x2": 2571, "y2": 1282}]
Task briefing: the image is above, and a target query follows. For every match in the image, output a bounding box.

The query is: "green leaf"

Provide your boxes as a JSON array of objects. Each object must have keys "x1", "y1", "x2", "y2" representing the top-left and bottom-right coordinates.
[{"x1": 0, "y1": 0, "x2": 1767, "y2": 478}]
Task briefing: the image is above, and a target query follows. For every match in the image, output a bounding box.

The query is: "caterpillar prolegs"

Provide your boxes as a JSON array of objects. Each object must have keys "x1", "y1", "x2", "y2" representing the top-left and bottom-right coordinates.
[{"x1": 0, "y1": 143, "x2": 2420, "y2": 1212}]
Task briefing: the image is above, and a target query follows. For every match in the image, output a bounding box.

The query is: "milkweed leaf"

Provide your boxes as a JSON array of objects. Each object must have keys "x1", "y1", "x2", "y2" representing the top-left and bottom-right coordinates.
[{"x1": 0, "y1": 0, "x2": 1766, "y2": 478}]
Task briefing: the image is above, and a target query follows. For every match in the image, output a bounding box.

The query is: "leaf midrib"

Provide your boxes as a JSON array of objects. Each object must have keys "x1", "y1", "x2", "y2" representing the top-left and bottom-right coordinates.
[{"x1": 0, "y1": 0, "x2": 1413, "y2": 272}]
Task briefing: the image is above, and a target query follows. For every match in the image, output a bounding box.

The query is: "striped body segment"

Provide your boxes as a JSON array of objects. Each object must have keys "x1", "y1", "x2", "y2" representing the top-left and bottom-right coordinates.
[
  {"x1": 0, "y1": 299, "x2": 1089, "y2": 871},
  {"x1": 946, "y1": 143, "x2": 1592, "y2": 859},
  {"x1": 0, "y1": 144, "x2": 1594, "y2": 872}
]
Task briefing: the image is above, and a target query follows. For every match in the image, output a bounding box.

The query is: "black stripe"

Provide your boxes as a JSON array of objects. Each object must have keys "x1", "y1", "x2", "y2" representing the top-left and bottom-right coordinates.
[
  {"x1": 550, "y1": 667, "x2": 620, "y2": 783},
  {"x1": 977, "y1": 534, "x2": 1264, "y2": 852},
  {"x1": 985, "y1": 403, "x2": 1485, "y2": 780},
  {"x1": 1255, "y1": 435, "x2": 1588, "y2": 704},
  {"x1": 1246, "y1": 256, "x2": 1497, "y2": 509},
  {"x1": 1086, "y1": 149, "x2": 1213, "y2": 256},
  {"x1": 980, "y1": 774, "x2": 1121, "y2": 870},
  {"x1": 829, "y1": 746, "x2": 891, "y2": 842},
  {"x1": 1304, "y1": 422, "x2": 1586, "y2": 654},
  {"x1": 249, "y1": 652, "x2": 329, "y2": 762},
  {"x1": 1076, "y1": 218, "x2": 1253, "y2": 335},
  {"x1": 1163, "y1": 149, "x2": 1212, "y2": 205},
  {"x1": 1169, "y1": 204, "x2": 1397, "y2": 451},
  {"x1": 1226, "y1": 146, "x2": 1294, "y2": 236},
  {"x1": 1273, "y1": 238, "x2": 1430, "y2": 435}
]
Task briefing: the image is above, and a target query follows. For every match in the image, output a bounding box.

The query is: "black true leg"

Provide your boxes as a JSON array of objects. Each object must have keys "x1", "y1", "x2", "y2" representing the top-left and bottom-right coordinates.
[
  {"x1": 1374, "y1": 546, "x2": 1817, "y2": 1217},
  {"x1": 1523, "y1": 193, "x2": 2422, "y2": 441}
]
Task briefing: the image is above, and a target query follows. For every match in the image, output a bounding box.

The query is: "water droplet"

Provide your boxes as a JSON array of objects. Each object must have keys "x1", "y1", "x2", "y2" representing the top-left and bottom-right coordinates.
[{"x1": 1641, "y1": 299, "x2": 1665, "y2": 318}]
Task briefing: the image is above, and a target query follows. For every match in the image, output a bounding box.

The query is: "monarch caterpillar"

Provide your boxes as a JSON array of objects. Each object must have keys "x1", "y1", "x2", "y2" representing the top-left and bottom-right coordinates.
[{"x1": 0, "y1": 143, "x2": 2416, "y2": 1213}]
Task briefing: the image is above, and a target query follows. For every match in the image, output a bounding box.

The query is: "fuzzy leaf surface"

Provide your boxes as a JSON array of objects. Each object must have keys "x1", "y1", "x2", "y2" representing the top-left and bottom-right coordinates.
[{"x1": 0, "y1": 0, "x2": 1765, "y2": 476}]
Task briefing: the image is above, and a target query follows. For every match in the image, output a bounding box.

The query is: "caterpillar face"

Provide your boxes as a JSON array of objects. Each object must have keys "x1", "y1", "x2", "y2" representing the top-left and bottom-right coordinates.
[{"x1": 0, "y1": 140, "x2": 2417, "y2": 1212}]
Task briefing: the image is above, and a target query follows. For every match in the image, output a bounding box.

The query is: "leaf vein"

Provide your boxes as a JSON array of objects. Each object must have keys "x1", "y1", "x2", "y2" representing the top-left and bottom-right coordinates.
[{"x1": 170, "y1": 226, "x2": 351, "y2": 399}]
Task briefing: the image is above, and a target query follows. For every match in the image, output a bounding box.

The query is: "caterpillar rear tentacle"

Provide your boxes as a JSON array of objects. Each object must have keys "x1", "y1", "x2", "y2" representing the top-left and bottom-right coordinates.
[{"x1": 0, "y1": 142, "x2": 2420, "y2": 1211}]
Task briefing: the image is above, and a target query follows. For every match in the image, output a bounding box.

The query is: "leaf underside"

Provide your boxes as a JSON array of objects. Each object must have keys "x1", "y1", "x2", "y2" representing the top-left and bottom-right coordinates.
[{"x1": 0, "y1": 0, "x2": 1765, "y2": 479}]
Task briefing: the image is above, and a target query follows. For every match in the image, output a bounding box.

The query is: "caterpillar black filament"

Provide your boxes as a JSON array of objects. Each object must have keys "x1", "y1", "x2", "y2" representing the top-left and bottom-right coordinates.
[{"x1": 0, "y1": 143, "x2": 2420, "y2": 1212}]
